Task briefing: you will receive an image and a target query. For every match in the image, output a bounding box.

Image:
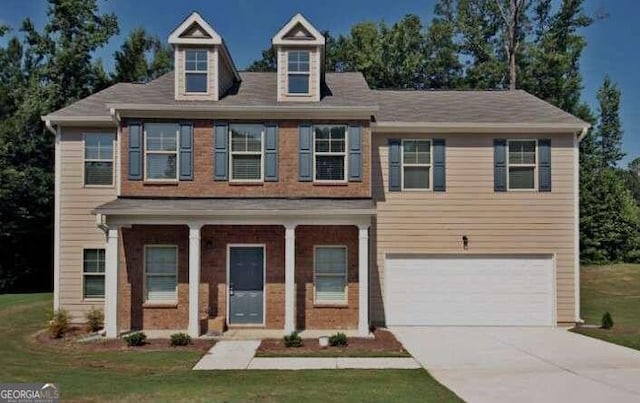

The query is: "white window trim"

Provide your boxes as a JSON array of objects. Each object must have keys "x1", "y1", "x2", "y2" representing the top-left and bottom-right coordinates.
[
  {"x1": 144, "y1": 125, "x2": 180, "y2": 182},
  {"x1": 228, "y1": 125, "x2": 265, "y2": 183},
  {"x1": 143, "y1": 245, "x2": 179, "y2": 304},
  {"x1": 286, "y1": 50, "x2": 311, "y2": 96},
  {"x1": 312, "y1": 125, "x2": 348, "y2": 183},
  {"x1": 184, "y1": 48, "x2": 209, "y2": 95},
  {"x1": 313, "y1": 245, "x2": 348, "y2": 305},
  {"x1": 225, "y1": 244, "x2": 267, "y2": 327},
  {"x1": 507, "y1": 139, "x2": 538, "y2": 191},
  {"x1": 82, "y1": 248, "x2": 105, "y2": 301},
  {"x1": 401, "y1": 139, "x2": 432, "y2": 191},
  {"x1": 82, "y1": 133, "x2": 115, "y2": 188}
]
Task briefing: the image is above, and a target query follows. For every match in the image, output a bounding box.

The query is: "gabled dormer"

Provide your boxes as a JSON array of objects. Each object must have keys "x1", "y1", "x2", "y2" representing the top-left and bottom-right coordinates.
[
  {"x1": 272, "y1": 13, "x2": 325, "y2": 102},
  {"x1": 169, "y1": 12, "x2": 240, "y2": 101}
]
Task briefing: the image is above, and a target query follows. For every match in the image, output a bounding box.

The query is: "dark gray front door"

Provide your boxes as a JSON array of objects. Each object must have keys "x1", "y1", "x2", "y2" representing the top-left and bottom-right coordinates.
[{"x1": 229, "y1": 246, "x2": 264, "y2": 325}]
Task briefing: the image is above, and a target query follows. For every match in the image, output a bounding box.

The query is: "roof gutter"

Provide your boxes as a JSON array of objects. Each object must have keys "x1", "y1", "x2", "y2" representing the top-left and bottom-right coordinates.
[{"x1": 372, "y1": 121, "x2": 591, "y2": 134}]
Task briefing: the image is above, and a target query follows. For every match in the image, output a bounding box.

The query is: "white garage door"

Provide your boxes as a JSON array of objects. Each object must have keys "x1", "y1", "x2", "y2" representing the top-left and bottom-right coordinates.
[{"x1": 385, "y1": 255, "x2": 555, "y2": 326}]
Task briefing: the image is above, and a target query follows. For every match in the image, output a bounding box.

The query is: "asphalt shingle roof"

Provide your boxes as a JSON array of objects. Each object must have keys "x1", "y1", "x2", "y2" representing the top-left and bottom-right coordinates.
[
  {"x1": 372, "y1": 89, "x2": 587, "y2": 126},
  {"x1": 94, "y1": 197, "x2": 376, "y2": 216},
  {"x1": 46, "y1": 71, "x2": 587, "y2": 127}
]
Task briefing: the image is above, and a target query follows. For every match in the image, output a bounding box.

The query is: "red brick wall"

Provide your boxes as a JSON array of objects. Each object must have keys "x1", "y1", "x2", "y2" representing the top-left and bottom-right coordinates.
[
  {"x1": 295, "y1": 225, "x2": 359, "y2": 329},
  {"x1": 119, "y1": 225, "x2": 190, "y2": 331},
  {"x1": 120, "y1": 120, "x2": 371, "y2": 198},
  {"x1": 118, "y1": 224, "x2": 359, "y2": 331},
  {"x1": 201, "y1": 225, "x2": 285, "y2": 329}
]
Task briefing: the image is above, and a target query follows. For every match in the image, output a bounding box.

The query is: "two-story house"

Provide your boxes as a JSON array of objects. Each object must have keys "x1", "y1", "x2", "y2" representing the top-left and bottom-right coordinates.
[{"x1": 42, "y1": 13, "x2": 589, "y2": 338}]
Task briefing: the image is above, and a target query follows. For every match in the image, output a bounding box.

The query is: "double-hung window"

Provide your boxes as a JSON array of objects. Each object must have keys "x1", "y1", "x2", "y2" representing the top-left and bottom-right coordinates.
[
  {"x1": 230, "y1": 124, "x2": 263, "y2": 181},
  {"x1": 508, "y1": 140, "x2": 537, "y2": 190},
  {"x1": 287, "y1": 51, "x2": 310, "y2": 94},
  {"x1": 185, "y1": 49, "x2": 208, "y2": 93},
  {"x1": 314, "y1": 246, "x2": 347, "y2": 304},
  {"x1": 145, "y1": 246, "x2": 178, "y2": 302},
  {"x1": 84, "y1": 133, "x2": 113, "y2": 186},
  {"x1": 83, "y1": 249, "x2": 105, "y2": 299},
  {"x1": 402, "y1": 139, "x2": 431, "y2": 190},
  {"x1": 145, "y1": 123, "x2": 179, "y2": 181},
  {"x1": 314, "y1": 125, "x2": 347, "y2": 181}
]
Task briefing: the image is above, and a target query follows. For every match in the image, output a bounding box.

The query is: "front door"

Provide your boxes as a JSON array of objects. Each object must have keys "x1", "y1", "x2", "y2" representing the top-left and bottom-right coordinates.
[{"x1": 228, "y1": 246, "x2": 264, "y2": 325}]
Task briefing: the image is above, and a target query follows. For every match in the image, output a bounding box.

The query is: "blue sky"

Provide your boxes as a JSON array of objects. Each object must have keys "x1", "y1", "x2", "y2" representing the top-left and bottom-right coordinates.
[{"x1": 1, "y1": 0, "x2": 637, "y2": 164}]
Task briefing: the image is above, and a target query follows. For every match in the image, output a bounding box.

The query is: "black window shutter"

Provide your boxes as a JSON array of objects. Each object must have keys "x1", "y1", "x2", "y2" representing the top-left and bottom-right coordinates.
[
  {"x1": 494, "y1": 139, "x2": 507, "y2": 192},
  {"x1": 388, "y1": 139, "x2": 401, "y2": 192},
  {"x1": 433, "y1": 139, "x2": 446, "y2": 191},
  {"x1": 128, "y1": 122, "x2": 143, "y2": 180},
  {"x1": 538, "y1": 139, "x2": 552, "y2": 192}
]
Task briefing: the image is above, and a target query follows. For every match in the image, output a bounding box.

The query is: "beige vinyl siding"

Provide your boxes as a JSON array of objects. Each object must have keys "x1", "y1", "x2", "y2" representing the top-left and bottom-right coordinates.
[
  {"x1": 371, "y1": 132, "x2": 577, "y2": 324},
  {"x1": 174, "y1": 46, "x2": 218, "y2": 101},
  {"x1": 218, "y1": 55, "x2": 235, "y2": 99},
  {"x1": 59, "y1": 128, "x2": 117, "y2": 322},
  {"x1": 277, "y1": 47, "x2": 320, "y2": 102}
]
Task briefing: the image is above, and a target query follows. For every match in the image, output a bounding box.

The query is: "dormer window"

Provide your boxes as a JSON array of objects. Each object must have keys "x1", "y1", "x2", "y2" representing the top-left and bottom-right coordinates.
[
  {"x1": 185, "y1": 49, "x2": 208, "y2": 93},
  {"x1": 287, "y1": 51, "x2": 310, "y2": 95}
]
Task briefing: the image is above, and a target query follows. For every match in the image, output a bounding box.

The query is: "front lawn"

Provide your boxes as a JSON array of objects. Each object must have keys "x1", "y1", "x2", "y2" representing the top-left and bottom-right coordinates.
[
  {"x1": 0, "y1": 294, "x2": 460, "y2": 402},
  {"x1": 571, "y1": 264, "x2": 640, "y2": 351}
]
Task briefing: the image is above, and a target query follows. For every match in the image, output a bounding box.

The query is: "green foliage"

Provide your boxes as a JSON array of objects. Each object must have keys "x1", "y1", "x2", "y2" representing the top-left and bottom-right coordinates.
[
  {"x1": 85, "y1": 307, "x2": 104, "y2": 333},
  {"x1": 329, "y1": 332, "x2": 348, "y2": 347},
  {"x1": 48, "y1": 309, "x2": 70, "y2": 338},
  {"x1": 580, "y1": 167, "x2": 640, "y2": 264},
  {"x1": 596, "y1": 77, "x2": 624, "y2": 168},
  {"x1": 283, "y1": 332, "x2": 303, "y2": 348},
  {"x1": 124, "y1": 332, "x2": 147, "y2": 347},
  {"x1": 601, "y1": 312, "x2": 614, "y2": 329},
  {"x1": 169, "y1": 332, "x2": 192, "y2": 346},
  {"x1": 112, "y1": 28, "x2": 173, "y2": 83}
]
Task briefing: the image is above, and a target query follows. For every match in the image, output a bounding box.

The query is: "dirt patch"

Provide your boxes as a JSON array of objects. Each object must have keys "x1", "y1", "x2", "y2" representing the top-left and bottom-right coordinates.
[
  {"x1": 256, "y1": 329, "x2": 410, "y2": 357},
  {"x1": 35, "y1": 328, "x2": 214, "y2": 353}
]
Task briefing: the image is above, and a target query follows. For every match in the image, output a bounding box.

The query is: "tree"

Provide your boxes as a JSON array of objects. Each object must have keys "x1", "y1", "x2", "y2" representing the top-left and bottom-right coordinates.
[
  {"x1": 246, "y1": 47, "x2": 276, "y2": 72},
  {"x1": 112, "y1": 28, "x2": 172, "y2": 83},
  {"x1": 0, "y1": 0, "x2": 118, "y2": 292},
  {"x1": 423, "y1": 0, "x2": 463, "y2": 89},
  {"x1": 596, "y1": 76, "x2": 624, "y2": 168},
  {"x1": 495, "y1": 0, "x2": 530, "y2": 89},
  {"x1": 628, "y1": 157, "x2": 640, "y2": 176}
]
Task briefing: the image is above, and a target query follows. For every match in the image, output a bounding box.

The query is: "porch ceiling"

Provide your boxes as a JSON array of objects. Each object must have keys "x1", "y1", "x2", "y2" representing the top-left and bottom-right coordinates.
[{"x1": 93, "y1": 197, "x2": 376, "y2": 217}]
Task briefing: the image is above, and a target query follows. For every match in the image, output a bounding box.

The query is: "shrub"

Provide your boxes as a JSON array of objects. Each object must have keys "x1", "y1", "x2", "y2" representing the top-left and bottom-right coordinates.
[
  {"x1": 48, "y1": 309, "x2": 70, "y2": 339},
  {"x1": 601, "y1": 312, "x2": 614, "y2": 329},
  {"x1": 124, "y1": 331, "x2": 147, "y2": 347},
  {"x1": 85, "y1": 307, "x2": 104, "y2": 333},
  {"x1": 170, "y1": 332, "x2": 192, "y2": 347},
  {"x1": 329, "y1": 332, "x2": 348, "y2": 347},
  {"x1": 283, "y1": 331, "x2": 303, "y2": 348}
]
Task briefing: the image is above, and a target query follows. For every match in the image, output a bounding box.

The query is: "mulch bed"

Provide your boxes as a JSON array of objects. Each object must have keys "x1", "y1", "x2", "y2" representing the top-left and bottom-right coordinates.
[
  {"x1": 34, "y1": 327, "x2": 215, "y2": 352},
  {"x1": 256, "y1": 328, "x2": 410, "y2": 357}
]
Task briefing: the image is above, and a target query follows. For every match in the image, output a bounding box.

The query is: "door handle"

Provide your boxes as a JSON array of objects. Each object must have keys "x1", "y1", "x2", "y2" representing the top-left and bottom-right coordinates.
[{"x1": 229, "y1": 283, "x2": 234, "y2": 296}]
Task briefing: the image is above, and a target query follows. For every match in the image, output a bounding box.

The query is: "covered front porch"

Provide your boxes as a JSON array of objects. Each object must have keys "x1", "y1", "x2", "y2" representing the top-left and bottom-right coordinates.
[{"x1": 94, "y1": 198, "x2": 374, "y2": 338}]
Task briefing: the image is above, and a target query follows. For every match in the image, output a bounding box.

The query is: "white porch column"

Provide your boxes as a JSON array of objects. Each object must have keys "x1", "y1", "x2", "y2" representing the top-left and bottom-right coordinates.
[
  {"x1": 358, "y1": 225, "x2": 370, "y2": 337},
  {"x1": 105, "y1": 227, "x2": 120, "y2": 338},
  {"x1": 188, "y1": 224, "x2": 202, "y2": 338},
  {"x1": 284, "y1": 224, "x2": 296, "y2": 334}
]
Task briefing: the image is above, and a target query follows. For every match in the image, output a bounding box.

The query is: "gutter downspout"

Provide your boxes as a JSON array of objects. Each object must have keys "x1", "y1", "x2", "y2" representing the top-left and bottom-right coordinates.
[
  {"x1": 96, "y1": 213, "x2": 109, "y2": 235},
  {"x1": 46, "y1": 119, "x2": 61, "y2": 311},
  {"x1": 574, "y1": 127, "x2": 587, "y2": 324},
  {"x1": 577, "y1": 127, "x2": 589, "y2": 142}
]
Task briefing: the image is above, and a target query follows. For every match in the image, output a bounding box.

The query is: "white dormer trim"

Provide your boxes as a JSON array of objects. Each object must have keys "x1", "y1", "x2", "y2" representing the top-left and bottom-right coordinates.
[
  {"x1": 272, "y1": 13, "x2": 325, "y2": 46},
  {"x1": 169, "y1": 12, "x2": 222, "y2": 45}
]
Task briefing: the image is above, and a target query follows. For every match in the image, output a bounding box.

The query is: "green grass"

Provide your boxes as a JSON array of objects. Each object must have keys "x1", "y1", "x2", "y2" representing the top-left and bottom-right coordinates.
[
  {"x1": 571, "y1": 264, "x2": 640, "y2": 351},
  {"x1": 0, "y1": 294, "x2": 460, "y2": 402}
]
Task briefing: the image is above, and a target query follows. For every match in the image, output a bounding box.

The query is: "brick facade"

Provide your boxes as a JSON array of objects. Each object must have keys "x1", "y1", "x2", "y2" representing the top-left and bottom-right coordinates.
[
  {"x1": 118, "y1": 224, "x2": 359, "y2": 332},
  {"x1": 120, "y1": 120, "x2": 371, "y2": 198}
]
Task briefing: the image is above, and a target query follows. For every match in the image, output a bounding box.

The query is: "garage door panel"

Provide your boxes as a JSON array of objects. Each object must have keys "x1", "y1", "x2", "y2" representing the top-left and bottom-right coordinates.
[{"x1": 385, "y1": 255, "x2": 555, "y2": 326}]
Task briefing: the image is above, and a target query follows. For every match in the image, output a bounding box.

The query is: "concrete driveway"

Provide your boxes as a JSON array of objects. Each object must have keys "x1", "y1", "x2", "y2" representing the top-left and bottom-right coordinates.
[{"x1": 392, "y1": 327, "x2": 640, "y2": 403}]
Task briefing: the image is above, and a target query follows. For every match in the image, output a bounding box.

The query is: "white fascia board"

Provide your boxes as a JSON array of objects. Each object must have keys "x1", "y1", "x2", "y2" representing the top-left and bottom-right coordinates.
[
  {"x1": 41, "y1": 115, "x2": 116, "y2": 127},
  {"x1": 168, "y1": 12, "x2": 222, "y2": 45},
  {"x1": 372, "y1": 121, "x2": 591, "y2": 134},
  {"x1": 272, "y1": 13, "x2": 325, "y2": 46}
]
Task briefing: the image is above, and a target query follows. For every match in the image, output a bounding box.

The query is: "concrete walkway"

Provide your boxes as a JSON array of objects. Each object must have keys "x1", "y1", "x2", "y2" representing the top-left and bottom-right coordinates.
[
  {"x1": 392, "y1": 327, "x2": 640, "y2": 403},
  {"x1": 193, "y1": 341, "x2": 420, "y2": 370}
]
